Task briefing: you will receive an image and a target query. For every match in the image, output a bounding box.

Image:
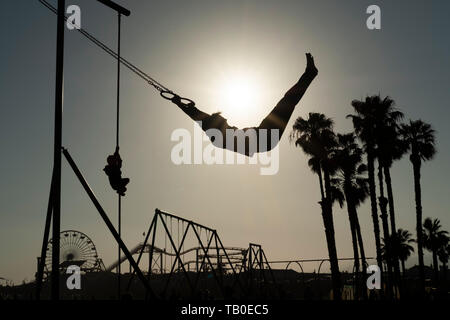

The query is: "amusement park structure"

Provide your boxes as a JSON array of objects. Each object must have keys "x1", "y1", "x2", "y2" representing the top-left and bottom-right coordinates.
[
  {"x1": 35, "y1": 209, "x2": 371, "y2": 300},
  {"x1": 122, "y1": 209, "x2": 278, "y2": 299},
  {"x1": 36, "y1": 210, "x2": 279, "y2": 299},
  {"x1": 39, "y1": 230, "x2": 105, "y2": 276}
]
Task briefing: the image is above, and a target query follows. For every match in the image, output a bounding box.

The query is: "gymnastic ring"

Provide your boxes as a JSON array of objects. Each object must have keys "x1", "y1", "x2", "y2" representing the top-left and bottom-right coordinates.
[
  {"x1": 160, "y1": 90, "x2": 195, "y2": 107},
  {"x1": 160, "y1": 90, "x2": 176, "y2": 100},
  {"x1": 179, "y1": 97, "x2": 195, "y2": 107}
]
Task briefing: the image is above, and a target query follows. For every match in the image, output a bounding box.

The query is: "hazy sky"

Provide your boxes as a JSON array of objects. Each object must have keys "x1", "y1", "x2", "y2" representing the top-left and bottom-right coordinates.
[{"x1": 1, "y1": 0, "x2": 449, "y2": 283}]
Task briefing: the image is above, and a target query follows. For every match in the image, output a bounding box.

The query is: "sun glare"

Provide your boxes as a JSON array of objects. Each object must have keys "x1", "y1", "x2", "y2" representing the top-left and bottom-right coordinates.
[{"x1": 218, "y1": 73, "x2": 262, "y2": 128}]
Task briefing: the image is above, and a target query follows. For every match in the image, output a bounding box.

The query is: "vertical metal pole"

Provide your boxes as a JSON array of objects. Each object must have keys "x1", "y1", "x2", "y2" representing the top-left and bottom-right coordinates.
[
  {"x1": 51, "y1": 0, "x2": 65, "y2": 301},
  {"x1": 148, "y1": 215, "x2": 158, "y2": 277}
]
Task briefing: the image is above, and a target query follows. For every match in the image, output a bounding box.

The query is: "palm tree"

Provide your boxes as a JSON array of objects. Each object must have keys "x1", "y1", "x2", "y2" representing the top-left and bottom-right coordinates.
[
  {"x1": 422, "y1": 218, "x2": 449, "y2": 286},
  {"x1": 381, "y1": 132, "x2": 407, "y2": 292},
  {"x1": 348, "y1": 96, "x2": 385, "y2": 275},
  {"x1": 291, "y1": 112, "x2": 342, "y2": 300},
  {"x1": 378, "y1": 126, "x2": 406, "y2": 238},
  {"x1": 332, "y1": 133, "x2": 369, "y2": 298},
  {"x1": 366, "y1": 96, "x2": 404, "y2": 235},
  {"x1": 400, "y1": 120, "x2": 436, "y2": 293},
  {"x1": 381, "y1": 229, "x2": 413, "y2": 297},
  {"x1": 396, "y1": 229, "x2": 415, "y2": 277},
  {"x1": 372, "y1": 102, "x2": 405, "y2": 295}
]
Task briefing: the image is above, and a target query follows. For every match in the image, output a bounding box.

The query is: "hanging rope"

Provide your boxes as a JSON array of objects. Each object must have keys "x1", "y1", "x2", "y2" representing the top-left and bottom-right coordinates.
[
  {"x1": 116, "y1": 12, "x2": 122, "y2": 300},
  {"x1": 116, "y1": 14, "x2": 121, "y2": 149},
  {"x1": 38, "y1": 0, "x2": 195, "y2": 106},
  {"x1": 100, "y1": 10, "x2": 129, "y2": 197}
]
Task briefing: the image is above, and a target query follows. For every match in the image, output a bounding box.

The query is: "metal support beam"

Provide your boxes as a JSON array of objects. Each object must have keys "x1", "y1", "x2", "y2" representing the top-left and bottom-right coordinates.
[
  {"x1": 126, "y1": 215, "x2": 156, "y2": 291},
  {"x1": 97, "y1": 0, "x2": 131, "y2": 17},
  {"x1": 159, "y1": 214, "x2": 195, "y2": 296},
  {"x1": 97, "y1": 0, "x2": 130, "y2": 16},
  {"x1": 51, "y1": 0, "x2": 65, "y2": 301},
  {"x1": 36, "y1": 173, "x2": 54, "y2": 299},
  {"x1": 62, "y1": 148, "x2": 156, "y2": 299}
]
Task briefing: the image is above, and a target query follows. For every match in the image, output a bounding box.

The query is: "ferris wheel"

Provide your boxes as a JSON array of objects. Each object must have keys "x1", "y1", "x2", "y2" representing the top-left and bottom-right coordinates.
[{"x1": 45, "y1": 230, "x2": 101, "y2": 272}]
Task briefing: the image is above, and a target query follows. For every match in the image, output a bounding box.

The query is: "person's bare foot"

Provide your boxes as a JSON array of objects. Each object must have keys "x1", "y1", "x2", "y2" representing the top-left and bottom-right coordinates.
[{"x1": 305, "y1": 53, "x2": 318, "y2": 76}]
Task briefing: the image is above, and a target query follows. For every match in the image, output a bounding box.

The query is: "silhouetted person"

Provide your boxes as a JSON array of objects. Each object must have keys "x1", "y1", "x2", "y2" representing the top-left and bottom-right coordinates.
[
  {"x1": 103, "y1": 147, "x2": 130, "y2": 196},
  {"x1": 171, "y1": 53, "x2": 318, "y2": 156}
]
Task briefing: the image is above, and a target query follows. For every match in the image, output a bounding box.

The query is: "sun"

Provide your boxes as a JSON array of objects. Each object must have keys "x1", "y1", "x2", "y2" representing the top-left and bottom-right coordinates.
[{"x1": 218, "y1": 73, "x2": 262, "y2": 128}]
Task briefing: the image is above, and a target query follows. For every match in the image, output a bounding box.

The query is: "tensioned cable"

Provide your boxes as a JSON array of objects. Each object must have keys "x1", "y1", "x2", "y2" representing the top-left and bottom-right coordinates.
[{"x1": 39, "y1": 0, "x2": 172, "y2": 93}]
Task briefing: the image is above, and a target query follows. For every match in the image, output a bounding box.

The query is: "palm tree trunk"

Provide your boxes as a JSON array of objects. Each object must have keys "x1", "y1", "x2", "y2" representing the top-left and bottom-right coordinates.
[
  {"x1": 383, "y1": 165, "x2": 402, "y2": 297},
  {"x1": 367, "y1": 150, "x2": 383, "y2": 273},
  {"x1": 354, "y1": 209, "x2": 368, "y2": 300},
  {"x1": 317, "y1": 163, "x2": 325, "y2": 200},
  {"x1": 443, "y1": 262, "x2": 448, "y2": 292},
  {"x1": 412, "y1": 157, "x2": 425, "y2": 295},
  {"x1": 344, "y1": 182, "x2": 360, "y2": 299},
  {"x1": 322, "y1": 167, "x2": 341, "y2": 300},
  {"x1": 432, "y1": 251, "x2": 439, "y2": 287},
  {"x1": 401, "y1": 259, "x2": 407, "y2": 297},
  {"x1": 377, "y1": 162, "x2": 390, "y2": 240},
  {"x1": 378, "y1": 162, "x2": 393, "y2": 297},
  {"x1": 401, "y1": 260, "x2": 406, "y2": 277},
  {"x1": 383, "y1": 166, "x2": 397, "y2": 233}
]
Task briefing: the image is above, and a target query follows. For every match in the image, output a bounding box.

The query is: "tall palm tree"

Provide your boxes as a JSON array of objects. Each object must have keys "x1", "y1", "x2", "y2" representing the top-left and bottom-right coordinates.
[
  {"x1": 373, "y1": 102, "x2": 405, "y2": 295},
  {"x1": 332, "y1": 133, "x2": 369, "y2": 299},
  {"x1": 422, "y1": 218, "x2": 449, "y2": 286},
  {"x1": 400, "y1": 120, "x2": 436, "y2": 293},
  {"x1": 291, "y1": 112, "x2": 342, "y2": 300},
  {"x1": 348, "y1": 96, "x2": 385, "y2": 274},
  {"x1": 380, "y1": 129, "x2": 408, "y2": 295},
  {"x1": 378, "y1": 126, "x2": 407, "y2": 237},
  {"x1": 369, "y1": 96, "x2": 404, "y2": 234}
]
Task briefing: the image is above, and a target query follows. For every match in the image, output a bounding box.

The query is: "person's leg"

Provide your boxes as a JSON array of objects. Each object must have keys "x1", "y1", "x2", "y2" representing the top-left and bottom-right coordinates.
[{"x1": 258, "y1": 53, "x2": 318, "y2": 137}]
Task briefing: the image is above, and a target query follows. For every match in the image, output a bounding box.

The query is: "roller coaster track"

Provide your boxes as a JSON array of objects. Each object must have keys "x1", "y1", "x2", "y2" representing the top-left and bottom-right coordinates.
[{"x1": 106, "y1": 243, "x2": 247, "y2": 271}]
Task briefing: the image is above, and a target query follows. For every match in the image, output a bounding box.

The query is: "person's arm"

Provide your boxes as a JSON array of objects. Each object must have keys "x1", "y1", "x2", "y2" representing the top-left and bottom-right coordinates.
[{"x1": 171, "y1": 96, "x2": 210, "y2": 122}]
